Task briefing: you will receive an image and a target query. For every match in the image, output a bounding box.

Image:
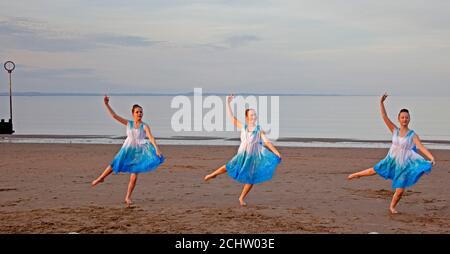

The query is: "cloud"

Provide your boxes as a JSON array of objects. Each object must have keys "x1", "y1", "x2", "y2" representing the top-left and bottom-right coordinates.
[
  {"x1": 0, "y1": 17, "x2": 163, "y2": 52},
  {"x1": 17, "y1": 65, "x2": 95, "y2": 79},
  {"x1": 0, "y1": 64, "x2": 121, "y2": 93},
  {"x1": 93, "y1": 34, "x2": 162, "y2": 47},
  {"x1": 188, "y1": 35, "x2": 262, "y2": 51},
  {"x1": 223, "y1": 35, "x2": 261, "y2": 48}
]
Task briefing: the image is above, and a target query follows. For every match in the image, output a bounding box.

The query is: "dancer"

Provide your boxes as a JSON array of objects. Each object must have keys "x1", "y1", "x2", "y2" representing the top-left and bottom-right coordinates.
[
  {"x1": 348, "y1": 93, "x2": 435, "y2": 214},
  {"x1": 204, "y1": 95, "x2": 282, "y2": 207},
  {"x1": 92, "y1": 95, "x2": 164, "y2": 207}
]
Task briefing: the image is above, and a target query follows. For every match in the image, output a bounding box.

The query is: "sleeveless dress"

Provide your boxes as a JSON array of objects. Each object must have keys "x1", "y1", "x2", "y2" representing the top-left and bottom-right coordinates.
[
  {"x1": 226, "y1": 124, "x2": 281, "y2": 184},
  {"x1": 110, "y1": 120, "x2": 165, "y2": 174},
  {"x1": 374, "y1": 128, "x2": 432, "y2": 188}
]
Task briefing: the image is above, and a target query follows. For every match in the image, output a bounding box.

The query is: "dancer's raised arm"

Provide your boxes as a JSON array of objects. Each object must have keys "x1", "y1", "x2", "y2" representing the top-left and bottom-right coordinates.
[
  {"x1": 226, "y1": 95, "x2": 243, "y2": 129},
  {"x1": 413, "y1": 134, "x2": 436, "y2": 166},
  {"x1": 104, "y1": 95, "x2": 128, "y2": 126},
  {"x1": 261, "y1": 131, "x2": 282, "y2": 159},
  {"x1": 380, "y1": 93, "x2": 397, "y2": 134}
]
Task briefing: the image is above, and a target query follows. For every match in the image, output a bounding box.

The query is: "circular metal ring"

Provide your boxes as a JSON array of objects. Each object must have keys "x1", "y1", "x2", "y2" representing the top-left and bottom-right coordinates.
[{"x1": 4, "y1": 61, "x2": 15, "y2": 72}]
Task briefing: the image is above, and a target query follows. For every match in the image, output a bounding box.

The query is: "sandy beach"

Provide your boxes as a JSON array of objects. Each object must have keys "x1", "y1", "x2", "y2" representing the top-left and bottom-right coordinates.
[{"x1": 0, "y1": 143, "x2": 448, "y2": 233}]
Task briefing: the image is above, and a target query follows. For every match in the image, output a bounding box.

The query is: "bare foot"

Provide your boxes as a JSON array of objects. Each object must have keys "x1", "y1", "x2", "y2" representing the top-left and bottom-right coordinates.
[
  {"x1": 347, "y1": 174, "x2": 359, "y2": 180},
  {"x1": 239, "y1": 199, "x2": 247, "y2": 207},
  {"x1": 390, "y1": 207, "x2": 399, "y2": 214},
  {"x1": 125, "y1": 198, "x2": 133, "y2": 208},
  {"x1": 204, "y1": 174, "x2": 216, "y2": 182},
  {"x1": 91, "y1": 178, "x2": 104, "y2": 187}
]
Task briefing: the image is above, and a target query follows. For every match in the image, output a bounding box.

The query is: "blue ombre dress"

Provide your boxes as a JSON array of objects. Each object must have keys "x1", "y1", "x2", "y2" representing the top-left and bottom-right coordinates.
[
  {"x1": 110, "y1": 120, "x2": 164, "y2": 174},
  {"x1": 226, "y1": 124, "x2": 281, "y2": 184},
  {"x1": 374, "y1": 128, "x2": 432, "y2": 188}
]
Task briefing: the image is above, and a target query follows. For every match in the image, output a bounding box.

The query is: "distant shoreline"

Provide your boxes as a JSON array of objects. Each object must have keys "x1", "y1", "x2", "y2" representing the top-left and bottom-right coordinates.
[{"x1": 0, "y1": 92, "x2": 378, "y2": 97}]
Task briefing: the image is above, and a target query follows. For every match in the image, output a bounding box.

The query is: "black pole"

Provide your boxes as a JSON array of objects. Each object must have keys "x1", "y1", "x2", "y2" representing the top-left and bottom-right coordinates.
[{"x1": 9, "y1": 71, "x2": 12, "y2": 122}]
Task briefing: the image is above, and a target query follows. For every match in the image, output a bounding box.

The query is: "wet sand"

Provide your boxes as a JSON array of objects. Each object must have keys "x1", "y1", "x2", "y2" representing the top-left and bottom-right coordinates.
[{"x1": 0, "y1": 143, "x2": 448, "y2": 233}]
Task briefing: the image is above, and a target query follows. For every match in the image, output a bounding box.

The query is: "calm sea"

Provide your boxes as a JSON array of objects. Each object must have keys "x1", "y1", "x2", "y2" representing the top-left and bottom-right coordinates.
[{"x1": 1, "y1": 95, "x2": 449, "y2": 148}]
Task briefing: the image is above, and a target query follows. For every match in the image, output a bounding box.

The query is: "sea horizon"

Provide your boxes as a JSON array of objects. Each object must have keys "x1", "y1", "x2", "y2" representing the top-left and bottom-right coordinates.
[{"x1": 1, "y1": 91, "x2": 378, "y2": 96}]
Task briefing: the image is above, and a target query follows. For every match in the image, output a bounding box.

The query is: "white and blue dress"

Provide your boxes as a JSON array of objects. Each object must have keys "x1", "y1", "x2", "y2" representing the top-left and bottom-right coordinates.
[
  {"x1": 374, "y1": 128, "x2": 432, "y2": 188},
  {"x1": 111, "y1": 120, "x2": 164, "y2": 174},
  {"x1": 226, "y1": 124, "x2": 281, "y2": 184}
]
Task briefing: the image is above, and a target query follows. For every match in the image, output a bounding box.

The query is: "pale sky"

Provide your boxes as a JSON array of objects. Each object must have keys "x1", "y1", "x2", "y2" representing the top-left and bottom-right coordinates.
[{"x1": 0, "y1": 0, "x2": 449, "y2": 95}]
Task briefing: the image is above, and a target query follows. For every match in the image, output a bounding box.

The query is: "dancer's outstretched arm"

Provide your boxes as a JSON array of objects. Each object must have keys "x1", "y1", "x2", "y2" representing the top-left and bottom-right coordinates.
[
  {"x1": 104, "y1": 95, "x2": 128, "y2": 126},
  {"x1": 226, "y1": 95, "x2": 243, "y2": 129},
  {"x1": 413, "y1": 134, "x2": 436, "y2": 165},
  {"x1": 261, "y1": 131, "x2": 282, "y2": 159},
  {"x1": 380, "y1": 92, "x2": 397, "y2": 134},
  {"x1": 144, "y1": 124, "x2": 162, "y2": 157}
]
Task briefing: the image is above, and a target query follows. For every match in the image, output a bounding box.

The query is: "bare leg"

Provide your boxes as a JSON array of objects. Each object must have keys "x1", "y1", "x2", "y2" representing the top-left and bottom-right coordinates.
[
  {"x1": 348, "y1": 167, "x2": 376, "y2": 180},
  {"x1": 125, "y1": 173, "x2": 138, "y2": 207},
  {"x1": 91, "y1": 165, "x2": 113, "y2": 187},
  {"x1": 239, "y1": 184, "x2": 254, "y2": 207},
  {"x1": 389, "y1": 188, "x2": 404, "y2": 214},
  {"x1": 204, "y1": 165, "x2": 227, "y2": 181}
]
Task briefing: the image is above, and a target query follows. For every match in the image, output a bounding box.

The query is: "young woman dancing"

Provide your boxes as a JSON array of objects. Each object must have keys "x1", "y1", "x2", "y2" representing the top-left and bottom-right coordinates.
[
  {"x1": 348, "y1": 93, "x2": 436, "y2": 214},
  {"x1": 92, "y1": 95, "x2": 165, "y2": 207},
  {"x1": 204, "y1": 95, "x2": 282, "y2": 207}
]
